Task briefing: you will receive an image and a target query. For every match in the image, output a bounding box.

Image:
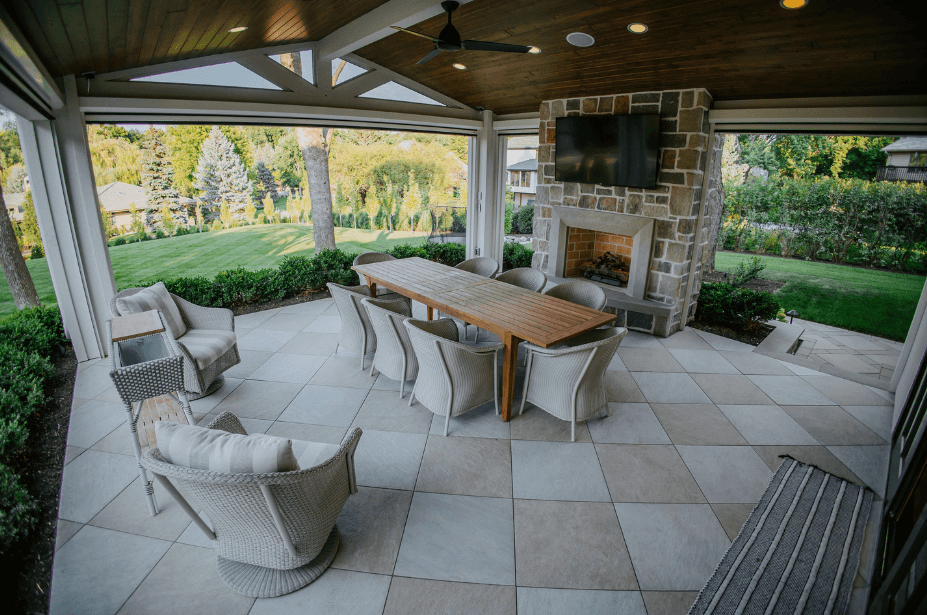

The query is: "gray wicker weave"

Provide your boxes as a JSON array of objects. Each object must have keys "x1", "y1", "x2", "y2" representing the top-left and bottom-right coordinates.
[
  {"x1": 403, "y1": 318, "x2": 503, "y2": 436},
  {"x1": 471, "y1": 267, "x2": 548, "y2": 342},
  {"x1": 543, "y1": 279, "x2": 608, "y2": 311},
  {"x1": 454, "y1": 256, "x2": 499, "y2": 278},
  {"x1": 141, "y1": 411, "x2": 362, "y2": 598},
  {"x1": 111, "y1": 288, "x2": 240, "y2": 399},
  {"x1": 520, "y1": 326, "x2": 627, "y2": 441},
  {"x1": 328, "y1": 282, "x2": 376, "y2": 370},
  {"x1": 362, "y1": 297, "x2": 417, "y2": 398},
  {"x1": 353, "y1": 252, "x2": 405, "y2": 300},
  {"x1": 107, "y1": 311, "x2": 194, "y2": 516}
]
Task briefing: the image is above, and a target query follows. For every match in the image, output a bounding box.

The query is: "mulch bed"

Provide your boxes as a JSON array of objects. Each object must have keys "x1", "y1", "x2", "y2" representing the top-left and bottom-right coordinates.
[
  {"x1": 688, "y1": 320, "x2": 775, "y2": 347},
  {"x1": 2, "y1": 346, "x2": 77, "y2": 615}
]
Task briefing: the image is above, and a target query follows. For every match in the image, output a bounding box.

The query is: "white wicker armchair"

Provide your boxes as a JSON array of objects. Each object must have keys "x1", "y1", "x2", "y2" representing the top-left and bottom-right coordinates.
[
  {"x1": 471, "y1": 267, "x2": 548, "y2": 343},
  {"x1": 520, "y1": 327, "x2": 627, "y2": 441},
  {"x1": 140, "y1": 412, "x2": 362, "y2": 598},
  {"x1": 454, "y1": 256, "x2": 499, "y2": 277},
  {"x1": 111, "y1": 288, "x2": 240, "y2": 399},
  {"x1": 403, "y1": 318, "x2": 503, "y2": 436},
  {"x1": 362, "y1": 297, "x2": 416, "y2": 398},
  {"x1": 543, "y1": 279, "x2": 608, "y2": 310}
]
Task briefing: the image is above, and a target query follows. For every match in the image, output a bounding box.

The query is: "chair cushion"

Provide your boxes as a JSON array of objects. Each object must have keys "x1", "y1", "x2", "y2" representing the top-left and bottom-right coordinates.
[
  {"x1": 155, "y1": 421, "x2": 298, "y2": 473},
  {"x1": 116, "y1": 282, "x2": 187, "y2": 339},
  {"x1": 177, "y1": 329, "x2": 237, "y2": 369}
]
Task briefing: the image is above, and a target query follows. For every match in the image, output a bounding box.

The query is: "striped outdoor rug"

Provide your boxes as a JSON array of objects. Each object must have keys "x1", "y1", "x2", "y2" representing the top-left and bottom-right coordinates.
[{"x1": 689, "y1": 457, "x2": 873, "y2": 615}]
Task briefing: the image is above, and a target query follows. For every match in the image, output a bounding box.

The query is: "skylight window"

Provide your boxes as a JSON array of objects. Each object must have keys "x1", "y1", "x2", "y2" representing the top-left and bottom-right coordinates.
[
  {"x1": 132, "y1": 62, "x2": 281, "y2": 90},
  {"x1": 269, "y1": 50, "x2": 314, "y2": 85},
  {"x1": 358, "y1": 81, "x2": 444, "y2": 106},
  {"x1": 331, "y1": 58, "x2": 367, "y2": 86}
]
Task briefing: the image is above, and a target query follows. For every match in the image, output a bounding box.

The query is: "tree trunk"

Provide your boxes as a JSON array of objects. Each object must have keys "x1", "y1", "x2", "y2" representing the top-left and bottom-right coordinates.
[
  {"x1": 702, "y1": 134, "x2": 726, "y2": 274},
  {"x1": 281, "y1": 51, "x2": 336, "y2": 252},
  {"x1": 296, "y1": 126, "x2": 336, "y2": 251},
  {"x1": 0, "y1": 184, "x2": 40, "y2": 308}
]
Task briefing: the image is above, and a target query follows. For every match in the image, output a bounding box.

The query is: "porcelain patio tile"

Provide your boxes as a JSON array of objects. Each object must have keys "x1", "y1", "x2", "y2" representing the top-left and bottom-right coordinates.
[
  {"x1": 596, "y1": 444, "x2": 706, "y2": 503},
  {"x1": 277, "y1": 384, "x2": 368, "y2": 427},
  {"x1": 72, "y1": 364, "x2": 116, "y2": 399},
  {"x1": 309, "y1": 356, "x2": 378, "y2": 389},
  {"x1": 841, "y1": 406, "x2": 895, "y2": 441},
  {"x1": 331, "y1": 486, "x2": 413, "y2": 575},
  {"x1": 509, "y1": 406, "x2": 593, "y2": 442},
  {"x1": 716, "y1": 404, "x2": 819, "y2": 445},
  {"x1": 353, "y1": 429, "x2": 427, "y2": 490},
  {"x1": 394, "y1": 492, "x2": 515, "y2": 585},
  {"x1": 383, "y1": 577, "x2": 516, "y2": 615},
  {"x1": 619, "y1": 330, "x2": 664, "y2": 348},
  {"x1": 692, "y1": 329, "x2": 755, "y2": 352},
  {"x1": 354, "y1": 390, "x2": 435, "y2": 434},
  {"x1": 718, "y1": 351, "x2": 794, "y2": 375},
  {"x1": 235, "y1": 328, "x2": 297, "y2": 352},
  {"x1": 751, "y1": 445, "x2": 861, "y2": 485},
  {"x1": 676, "y1": 446, "x2": 773, "y2": 503},
  {"x1": 605, "y1": 371, "x2": 647, "y2": 403},
  {"x1": 746, "y1": 375, "x2": 836, "y2": 405},
  {"x1": 516, "y1": 588, "x2": 647, "y2": 615},
  {"x1": 54, "y1": 519, "x2": 82, "y2": 552},
  {"x1": 780, "y1": 405, "x2": 887, "y2": 445},
  {"x1": 667, "y1": 349, "x2": 740, "y2": 374},
  {"x1": 277, "y1": 331, "x2": 340, "y2": 356},
  {"x1": 641, "y1": 592, "x2": 702, "y2": 615},
  {"x1": 428, "y1": 402, "x2": 512, "y2": 439},
  {"x1": 827, "y1": 445, "x2": 891, "y2": 498},
  {"x1": 223, "y1": 349, "x2": 272, "y2": 379},
  {"x1": 801, "y1": 375, "x2": 893, "y2": 406},
  {"x1": 189, "y1": 377, "x2": 243, "y2": 413},
  {"x1": 58, "y1": 449, "x2": 139, "y2": 523},
  {"x1": 233, "y1": 309, "x2": 279, "y2": 329},
  {"x1": 658, "y1": 331, "x2": 714, "y2": 350},
  {"x1": 255, "y1": 312, "x2": 319, "y2": 331},
  {"x1": 690, "y1": 374, "x2": 775, "y2": 405},
  {"x1": 511, "y1": 440, "x2": 610, "y2": 501},
  {"x1": 631, "y1": 373, "x2": 711, "y2": 404},
  {"x1": 264, "y1": 421, "x2": 348, "y2": 444},
  {"x1": 415, "y1": 436, "x2": 512, "y2": 497},
  {"x1": 616, "y1": 347, "x2": 685, "y2": 372},
  {"x1": 212, "y1": 379, "x2": 302, "y2": 420},
  {"x1": 65, "y1": 399, "x2": 126, "y2": 448},
  {"x1": 248, "y1": 352, "x2": 328, "y2": 384},
  {"x1": 248, "y1": 569, "x2": 391, "y2": 615},
  {"x1": 649, "y1": 403, "x2": 748, "y2": 446},
  {"x1": 89, "y1": 477, "x2": 195, "y2": 541},
  {"x1": 710, "y1": 503, "x2": 755, "y2": 542},
  {"x1": 614, "y1": 503, "x2": 730, "y2": 591},
  {"x1": 515, "y1": 499, "x2": 638, "y2": 590},
  {"x1": 587, "y1": 403, "x2": 672, "y2": 444}
]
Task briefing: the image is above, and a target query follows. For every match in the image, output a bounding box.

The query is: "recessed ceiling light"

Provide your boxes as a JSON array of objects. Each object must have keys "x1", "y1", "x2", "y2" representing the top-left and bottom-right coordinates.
[
  {"x1": 528, "y1": 46, "x2": 541, "y2": 54},
  {"x1": 566, "y1": 32, "x2": 595, "y2": 48},
  {"x1": 228, "y1": 26, "x2": 248, "y2": 33},
  {"x1": 453, "y1": 63, "x2": 467, "y2": 70},
  {"x1": 780, "y1": 0, "x2": 809, "y2": 7},
  {"x1": 628, "y1": 23, "x2": 648, "y2": 34}
]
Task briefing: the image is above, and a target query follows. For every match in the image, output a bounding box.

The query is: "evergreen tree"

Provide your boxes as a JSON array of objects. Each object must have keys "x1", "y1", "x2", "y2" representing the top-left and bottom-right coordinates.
[
  {"x1": 195, "y1": 127, "x2": 252, "y2": 222},
  {"x1": 253, "y1": 161, "x2": 276, "y2": 201},
  {"x1": 20, "y1": 191, "x2": 42, "y2": 249},
  {"x1": 140, "y1": 127, "x2": 182, "y2": 230},
  {"x1": 100, "y1": 205, "x2": 115, "y2": 239}
]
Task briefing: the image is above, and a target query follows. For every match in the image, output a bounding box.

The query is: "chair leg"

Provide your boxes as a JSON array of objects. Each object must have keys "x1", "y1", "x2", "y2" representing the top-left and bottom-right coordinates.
[
  {"x1": 408, "y1": 381, "x2": 417, "y2": 406},
  {"x1": 399, "y1": 378, "x2": 404, "y2": 399},
  {"x1": 571, "y1": 418, "x2": 576, "y2": 443},
  {"x1": 474, "y1": 327, "x2": 481, "y2": 343},
  {"x1": 444, "y1": 410, "x2": 451, "y2": 436},
  {"x1": 519, "y1": 352, "x2": 533, "y2": 416}
]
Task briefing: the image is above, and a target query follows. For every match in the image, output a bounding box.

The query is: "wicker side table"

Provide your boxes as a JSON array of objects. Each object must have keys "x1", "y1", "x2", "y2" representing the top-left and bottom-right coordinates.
[{"x1": 107, "y1": 309, "x2": 194, "y2": 516}]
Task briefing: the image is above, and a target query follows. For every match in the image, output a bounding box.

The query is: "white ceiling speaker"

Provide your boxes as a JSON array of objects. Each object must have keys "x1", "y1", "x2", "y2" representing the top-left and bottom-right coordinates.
[{"x1": 566, "y1": 32, "x2": 595, "y2": 48}]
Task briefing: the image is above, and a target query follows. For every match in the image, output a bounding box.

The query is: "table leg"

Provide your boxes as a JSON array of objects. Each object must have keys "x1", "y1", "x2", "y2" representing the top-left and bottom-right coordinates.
[
  {"x1": 367, "y1": 281, "x2": 377, "y2": 297},
  {"x1": 427, "y1": 306, "x2": 434, "y2": 321},
  {"x1": 500, "y1": 334, "x2": 520, "y2": 421}
]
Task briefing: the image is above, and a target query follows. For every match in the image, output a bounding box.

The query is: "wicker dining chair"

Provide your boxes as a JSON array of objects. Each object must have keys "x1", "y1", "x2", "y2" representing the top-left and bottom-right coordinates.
[
  {"x1": 362, "y1": 297, "x2": 417, "y2": 398},
  {"x1": 353, "y1": 252, "x2": 405, "y2": 300},
  {"x1": 403, "y1": 318, "x2": 503, "y2": 436},
  {"x1": 520, "y1": 326, "x2": 627, "y2": 441},
  {"x1": 543, "y1": 279, "x2": 608, "y2": 311},
  {"x1": 454, "y1": 256, "x2": 500, "y2": 278},
  {"x1": 470, "y1": 267, "x2": 548, "y2": 342},
  {"x1": 327, "y1": 282, "x2": 379, "y2": 370},
  {"x1": 141, "y1": 412, "x2": 362, "y2": 598},
  {"x1": 111, "y1": 284, "x2": 240, "y2": 399}
]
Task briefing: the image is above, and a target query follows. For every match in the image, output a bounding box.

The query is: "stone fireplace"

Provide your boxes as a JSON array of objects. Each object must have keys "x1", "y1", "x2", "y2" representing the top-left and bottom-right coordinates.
[{"x1": 532, "y1": 88, "x2": 723, "y2": 337}]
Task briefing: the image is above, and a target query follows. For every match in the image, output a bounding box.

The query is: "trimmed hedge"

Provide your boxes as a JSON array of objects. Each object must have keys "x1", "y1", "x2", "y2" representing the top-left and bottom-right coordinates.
[
  {"x1": 135, "y1": 241, "x2": 535, "y2": 310},
  {"x1": 696, "y1": 282, "x2": 781, "y2": 332},
  {"x1": 0, "y1": 306, "x2": 64, "y2": 553}
]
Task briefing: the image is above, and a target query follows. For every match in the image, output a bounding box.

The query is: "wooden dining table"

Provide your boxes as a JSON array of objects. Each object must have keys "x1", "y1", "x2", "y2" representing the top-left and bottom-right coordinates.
[{"x1": 352, "y1": 257, "x2": 616, "y2": 421}]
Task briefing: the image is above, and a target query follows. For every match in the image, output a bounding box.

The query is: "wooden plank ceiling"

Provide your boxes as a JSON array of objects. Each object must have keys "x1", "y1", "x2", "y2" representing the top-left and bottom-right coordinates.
[
  {"x1": 355, "y1": 0, "x2": 927, "y2": 115},
  {"x1": 7, "y1": 0, "x2": 391, "y2": 77},
  {"x1": 6, "y1": 0, "x2": 926, "y2": 115}
]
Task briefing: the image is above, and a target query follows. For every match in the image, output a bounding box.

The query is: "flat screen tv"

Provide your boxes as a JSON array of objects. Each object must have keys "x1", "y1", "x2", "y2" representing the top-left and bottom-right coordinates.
[{"x1": 554, "y1": 114, "x2": 660, "y2": 189}]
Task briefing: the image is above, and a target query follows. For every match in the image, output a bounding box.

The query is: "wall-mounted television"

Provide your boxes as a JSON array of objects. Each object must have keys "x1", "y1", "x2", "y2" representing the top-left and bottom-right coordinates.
[{"x1": 554, "y1": 114, "x2": 660, "y2": 189}]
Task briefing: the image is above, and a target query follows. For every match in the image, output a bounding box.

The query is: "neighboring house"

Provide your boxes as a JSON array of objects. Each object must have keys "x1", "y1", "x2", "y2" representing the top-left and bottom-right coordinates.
[
  {"x1": 506, "y1": 158, "x2": 538, "y2": 209},
  {"x1": 878, "y1": 137, "x2": 927, "y2": 183},
  {"x1": 96, "y1": 181, "x2": 147, "y2": 229},
  {"x1": 5, "y1": 192, "x2": 25, "y2": 221}
]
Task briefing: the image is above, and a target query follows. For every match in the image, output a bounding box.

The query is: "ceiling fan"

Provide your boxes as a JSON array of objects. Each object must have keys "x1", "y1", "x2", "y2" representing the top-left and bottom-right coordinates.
[{"x1": 392, "y1": 1, "x2": 539, "y2": 65}]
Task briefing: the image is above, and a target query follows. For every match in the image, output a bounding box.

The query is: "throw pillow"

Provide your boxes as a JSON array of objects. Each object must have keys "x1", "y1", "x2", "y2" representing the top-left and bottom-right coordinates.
[
  {"x1": 116, "y1": 282, "x2": 187, "y2": 339},
  {"x1": 155, "y1": 421, "x2": 298, "y2": 473}
]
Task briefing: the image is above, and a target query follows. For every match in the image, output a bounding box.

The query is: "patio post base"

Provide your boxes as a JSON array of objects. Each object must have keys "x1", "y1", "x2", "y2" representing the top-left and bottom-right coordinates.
[{"x1": 216, "y1": 526, "x2": 340, "y2": 598}]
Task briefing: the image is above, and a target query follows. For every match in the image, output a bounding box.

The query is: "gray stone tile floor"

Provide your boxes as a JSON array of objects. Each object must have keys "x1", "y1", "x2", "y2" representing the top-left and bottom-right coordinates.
[
  {"x1": 793, "y1": 318, "x2": 902, "y2": 384},
  {"x1": 53, "y1": 299, "x2": 892, "y2": 614}
]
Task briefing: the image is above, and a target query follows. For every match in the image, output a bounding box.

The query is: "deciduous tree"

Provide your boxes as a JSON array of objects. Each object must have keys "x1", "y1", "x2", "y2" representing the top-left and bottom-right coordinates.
[{"x1": 0, "y1": 183, "x2": 39, "y2": 308}]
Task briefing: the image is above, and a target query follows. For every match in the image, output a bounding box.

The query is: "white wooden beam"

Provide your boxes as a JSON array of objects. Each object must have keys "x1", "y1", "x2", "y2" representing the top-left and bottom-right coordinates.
[{"x1": 317, "y1": 0, "x2": 475, "y2": 62}]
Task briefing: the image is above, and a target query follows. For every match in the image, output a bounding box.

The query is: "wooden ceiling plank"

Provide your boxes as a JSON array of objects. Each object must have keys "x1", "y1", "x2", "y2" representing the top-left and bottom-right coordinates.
[
  {"x1": 179, "y1": 0, "x2": 244, "y2": 59},
  {"x1": 125, "y1": 0, "x2": 151, "y2": 70},
  {"x1": 107, "y1": 0, "x2": 130, "y2": 71},
  {"x1": 136, "y1": 0, "x2": 171, "y2": 70},
  {"x1": 196, "y1": 0, "x2": 264, "y2": 57},
  {"x1": 56, "y1": 2, "x2": 96, "y2": 76},
  {"x1": 7, "y1": 3, "x2": 68, "y2": 76},
  {"x1": 150, "y1": 10, "x2": 190, "y2": 66},
  {"x1": 82, "y1": 0, "x2": 110, "y2": 73}
]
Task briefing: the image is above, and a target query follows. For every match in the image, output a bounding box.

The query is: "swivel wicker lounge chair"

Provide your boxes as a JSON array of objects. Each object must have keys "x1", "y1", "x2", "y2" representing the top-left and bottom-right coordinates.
[
  {"x1": 362, "y1": 297, "x2": 417, "y2": 398},
  {"x1": 454, "y1": 256, "x2": 499, "y2": 278},
  {"x1": 520, "y1": 327, "x2": 627, "y2": 441},
  {"x1": 471, "y1": 267, "x2": 548, "y2": 342},
  {"x1": 353, "y1": 252, "x2": 405, "y2": 300},
  {"x1": 111, "y1": 283, "x2": 240, "y2": 399},
  {"x1": 141, "y1": 412, "x2": 362, "y2": 598},
  {"x1": 403, "y1": 318, "x2": 503, "y2": 436},
  {"x1": 543, "y1": 279, "x2": 608, "y2": 311}
]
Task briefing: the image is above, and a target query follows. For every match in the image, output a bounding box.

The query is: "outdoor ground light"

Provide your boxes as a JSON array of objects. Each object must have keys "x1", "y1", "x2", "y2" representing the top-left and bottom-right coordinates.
[{"x1": 787, "y1": 309, "x2": 799, "y2": 324}]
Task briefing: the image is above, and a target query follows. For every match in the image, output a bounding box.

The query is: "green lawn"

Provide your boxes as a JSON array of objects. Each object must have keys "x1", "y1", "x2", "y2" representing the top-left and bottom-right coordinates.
[
  {"x1": 0, "y1": 224, "x2": 429, "y2": 317},
  {"x1": 714, "y1": 252, "x2": 925, "y2": 341}
]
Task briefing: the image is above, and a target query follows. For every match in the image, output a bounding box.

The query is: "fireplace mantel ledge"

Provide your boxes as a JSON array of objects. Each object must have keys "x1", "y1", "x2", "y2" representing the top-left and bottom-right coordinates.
[{"x1": 545, "y1": 275, "x2": 674, "y2": 318}]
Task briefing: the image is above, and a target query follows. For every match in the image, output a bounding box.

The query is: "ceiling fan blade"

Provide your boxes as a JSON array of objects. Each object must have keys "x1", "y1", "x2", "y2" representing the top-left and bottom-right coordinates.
[
  {"x1": 462, "y1": 40, "x2": 531, "y2": 53},
  {"x1": 391, "y1": 26, "x2": 443, "y2": 44},
  {"x1": 416, "y1": 47, "x2": 443, "y2": 65}
]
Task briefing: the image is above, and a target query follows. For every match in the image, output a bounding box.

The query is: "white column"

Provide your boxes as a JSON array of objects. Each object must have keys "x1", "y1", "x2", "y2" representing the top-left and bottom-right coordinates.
[
  {"x1": 16, "y1": 76, "x2": 116, "y2": 361},
  {"x1": 472, "y1": 109, "x2": 506, "y2": 264}
]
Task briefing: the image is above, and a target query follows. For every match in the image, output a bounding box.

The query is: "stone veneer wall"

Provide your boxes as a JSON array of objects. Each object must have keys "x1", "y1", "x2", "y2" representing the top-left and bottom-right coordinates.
[{"x1": 532, "y1": 89, "x2": 713, "y2": 336}]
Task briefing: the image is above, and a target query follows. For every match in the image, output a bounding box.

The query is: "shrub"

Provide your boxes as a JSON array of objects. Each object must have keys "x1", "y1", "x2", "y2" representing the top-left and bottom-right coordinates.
[
  {"x1": 0, "y1": 307, "x2": 66, "y2": 358},
  {"x1": 139, "y1": 232, "x2": 152, "y2": 241},
  {"x1": 512, "y1": 205, "x2": 534, "y2": 235},
  {"x1": 0, "y1": 463, "x2": 37, "y2": 553},
  {"x1": 727, "y1": 255, "x2": 766, "y2": 287},
  {"x1": 162, "y1": 276, "x2": 222, "y2": 307},
  {"x1": 155, "y1": 229, "x2": 167, "y2": 239},
  {"x1": 502, "y1": 242, "x2": 534, "y2": 270},
  {"x1": 504, "y1": 202, "x2": 513, "y2": 234},
  {"x1": 113, "y1": 237, "x2": 127, "y2": 246},
  {"x1": 696, "y1": 282, "x2": 780, "y2": 332},
  {"x1": 29, "y1": 245, "x2": 44, "y2": 259}
]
